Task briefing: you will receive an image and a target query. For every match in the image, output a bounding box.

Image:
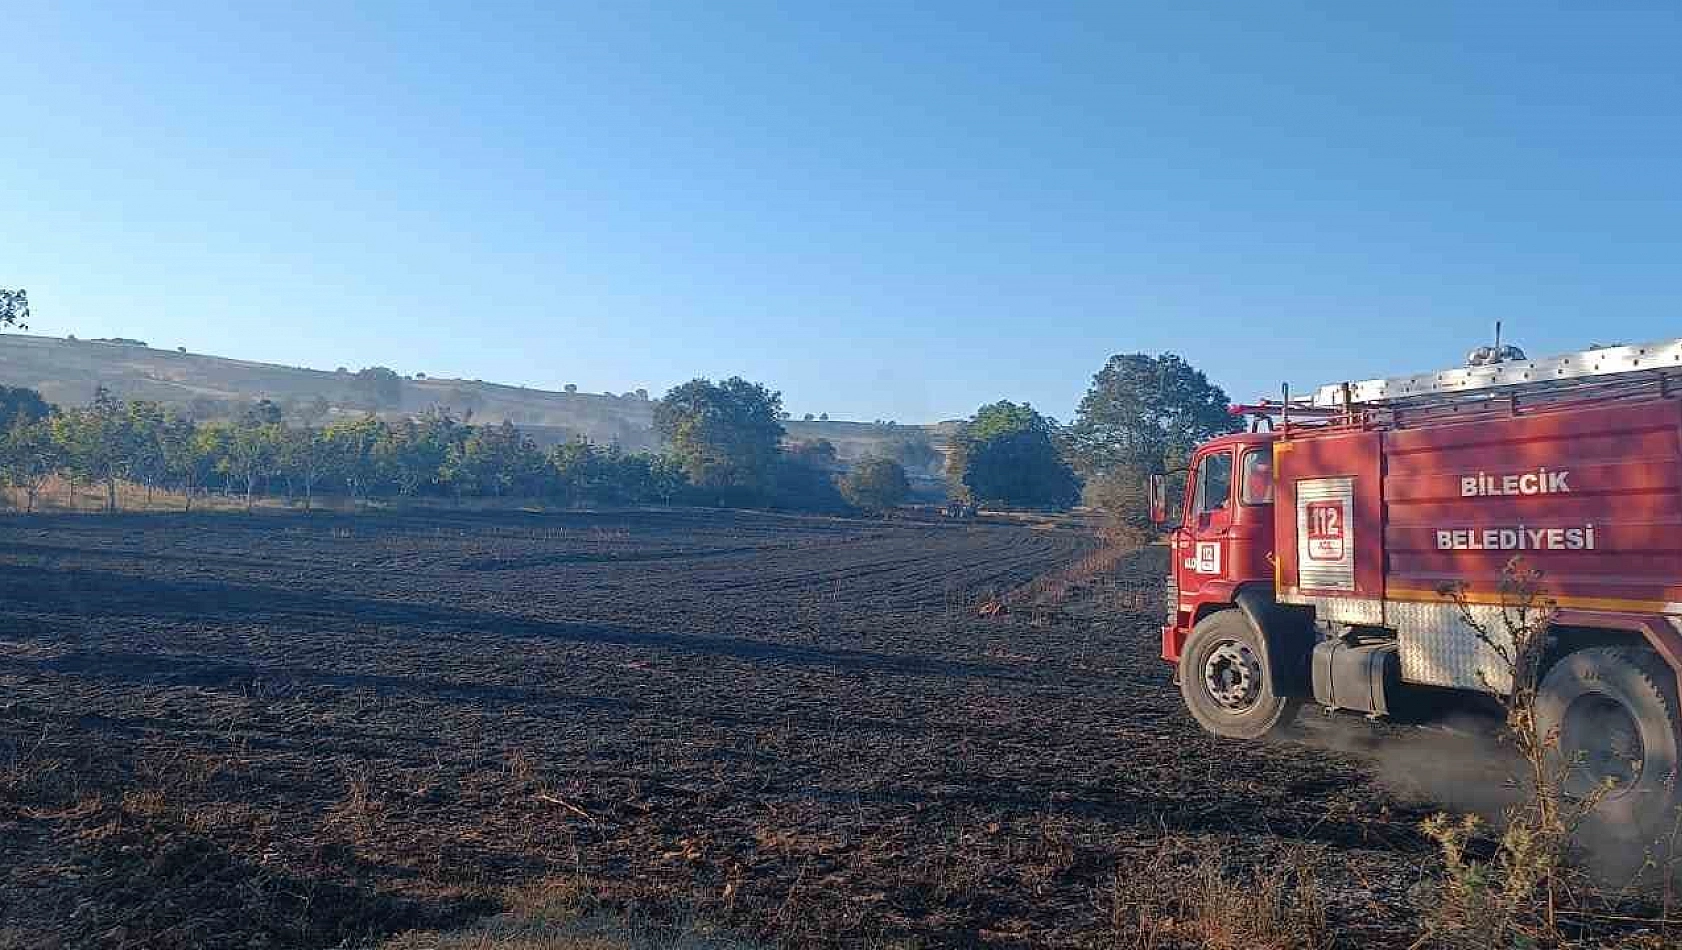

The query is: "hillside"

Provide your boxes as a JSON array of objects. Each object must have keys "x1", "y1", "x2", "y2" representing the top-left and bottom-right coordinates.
[{"x1": 0, "y1": 333, "x2": 951, "y2": 464}]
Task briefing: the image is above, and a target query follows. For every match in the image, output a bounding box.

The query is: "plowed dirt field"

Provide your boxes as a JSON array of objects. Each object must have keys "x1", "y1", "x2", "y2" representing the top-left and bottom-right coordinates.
[{"x1": 0, "y1": 509, "x2": 1446, "y2": 948}]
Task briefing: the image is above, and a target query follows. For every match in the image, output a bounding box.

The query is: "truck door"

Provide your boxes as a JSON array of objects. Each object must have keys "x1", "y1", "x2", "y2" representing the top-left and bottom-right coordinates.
[{"x1": 1178, "y1": 447, "x2": 1235, "y2": 603}]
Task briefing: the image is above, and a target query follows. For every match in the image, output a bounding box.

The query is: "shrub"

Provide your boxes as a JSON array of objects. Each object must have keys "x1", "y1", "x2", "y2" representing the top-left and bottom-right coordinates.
[
  {"x1": 1081, "y1": 467, "x2": 1155, "y2": 548},
  {"x1": 838, "y1": 456, "x2": 910, "y2": 514}
]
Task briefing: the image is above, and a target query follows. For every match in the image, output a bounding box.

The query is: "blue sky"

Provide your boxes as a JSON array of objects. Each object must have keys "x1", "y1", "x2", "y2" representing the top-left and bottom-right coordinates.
[{"x1": 3, "y1": 2, "x2": 1679, "y2": 423}]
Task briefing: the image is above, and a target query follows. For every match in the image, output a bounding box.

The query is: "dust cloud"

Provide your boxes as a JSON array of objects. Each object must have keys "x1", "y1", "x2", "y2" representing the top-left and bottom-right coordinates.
[
  {"x1": 1291, "y1": 709, "x2": 1670, "y2": 885},
  {"x1": 1290, "y1": 709, "x2": 1522, "y2": 818}
]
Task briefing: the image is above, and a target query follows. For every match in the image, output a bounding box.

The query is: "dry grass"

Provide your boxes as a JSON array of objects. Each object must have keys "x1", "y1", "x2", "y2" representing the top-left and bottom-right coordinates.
[
  {"x1": 0, "y1": 720, "x2": 87, "y2": 808},
  {"x1": 0, "y1": 475, "x2": 686, "y2": 516},
  {"x1": 1421, "y1": 559, "x2": 1682, "y2": 948},
  {"x1": 1107, "y1": 841, "x2": 1331, "y2": 950},
  {"x1": 978, "y1": 541, "x2": 1148, "y2": 620},
  {"x1": 379, "y1": 879, "x2": 765, "y2": 950},
  {"x1": 1426, "y1": 561, "x2": 1597, "y2": 947},
  {"x1": 0, "y1": 475, "x2": 254, "y2": 513},
  {"x1": 0, "y1": 927, "x2": 44, "y2": 950}
]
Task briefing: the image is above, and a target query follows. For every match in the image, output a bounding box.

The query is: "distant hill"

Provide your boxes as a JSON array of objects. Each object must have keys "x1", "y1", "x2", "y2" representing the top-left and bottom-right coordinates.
[{"x1": 0, "y1": 333, "x2": 953, "y2": 468}]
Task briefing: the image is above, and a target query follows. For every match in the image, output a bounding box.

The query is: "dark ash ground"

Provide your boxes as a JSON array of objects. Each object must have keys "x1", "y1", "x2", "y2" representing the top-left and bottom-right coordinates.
[{"x1": 0, "y1": 509, "x2": 1456, "y2": 948}]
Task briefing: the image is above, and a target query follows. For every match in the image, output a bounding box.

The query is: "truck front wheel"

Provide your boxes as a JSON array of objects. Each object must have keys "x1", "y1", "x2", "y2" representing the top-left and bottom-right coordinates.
[
  {"x1": 1179, "y1": 610, "x2": 1301, "y2": 740},
  {"x1": 1536, "y1": 646, "x2": 1682, "y2": 837}
]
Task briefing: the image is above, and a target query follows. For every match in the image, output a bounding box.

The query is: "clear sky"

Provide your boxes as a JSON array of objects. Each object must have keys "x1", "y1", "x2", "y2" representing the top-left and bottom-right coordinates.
[{"x1": 4, "y1": 2, "x2": 1679, "y2": 423}]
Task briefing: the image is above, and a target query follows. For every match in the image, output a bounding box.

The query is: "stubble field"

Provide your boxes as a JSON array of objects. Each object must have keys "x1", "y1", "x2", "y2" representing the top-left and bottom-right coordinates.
[{"x1": 0, "y1": 508, "x2": 1448, "y2": 948}]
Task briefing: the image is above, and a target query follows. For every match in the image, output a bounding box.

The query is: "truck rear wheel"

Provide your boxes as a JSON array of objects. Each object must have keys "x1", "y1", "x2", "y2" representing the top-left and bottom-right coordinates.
[
  {"x1": 1536, "y1": 646, "x2": 1682, "y2": 836},
  {"x1": 1179, "y1": 610, "x2": 1301, "y2": 740}
]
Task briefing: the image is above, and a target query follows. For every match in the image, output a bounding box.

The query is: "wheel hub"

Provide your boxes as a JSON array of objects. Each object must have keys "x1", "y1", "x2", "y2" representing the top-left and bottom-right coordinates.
[
  {"x1": 1204, "y1": 640, "x2": 1263, "y2": 711},
  {"x1": 1560, "y1": 693, "x2": 1645, "y2": 794}
]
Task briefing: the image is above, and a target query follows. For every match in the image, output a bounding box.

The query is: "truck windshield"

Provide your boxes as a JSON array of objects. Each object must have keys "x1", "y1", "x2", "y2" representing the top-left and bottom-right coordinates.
[{"x1": 1241, "y1": 448, "x2": 1274, "y2": 505}]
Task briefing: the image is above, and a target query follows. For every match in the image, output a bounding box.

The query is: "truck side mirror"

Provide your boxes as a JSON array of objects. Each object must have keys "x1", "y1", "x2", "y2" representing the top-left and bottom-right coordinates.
[{"x1": 1148, "y1": 473, "x2": 1167, "y2": 526}]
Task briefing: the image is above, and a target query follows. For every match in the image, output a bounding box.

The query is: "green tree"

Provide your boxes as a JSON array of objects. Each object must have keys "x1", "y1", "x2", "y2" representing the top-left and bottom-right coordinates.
[
  {"x1": 505, "y1": 428, "x2": 551, "y2": 497},
  {"x1": 349, "y1": 366, "x2": 403, "y2": 410},
  {"x1": 377, "y1": 413, "x2": 459, "y2": 498},
  {"x1": 324, "y1": 415, "x2": 388, "y2": 504},
  {"x1": 0, "y1": 386, "x2": 49, "y2": 430},
  {"x1": 784, "y1": 439, "x2": 840, "y2": 471},
  {"x1": 124, "y1": 400, "x2": 170, "y2": 507},
  {"x1": 1082, "y1": 467, "x2": 1156, "y2": 547},
  {"x1": 839, "y1": 456, "x2": 910, "y2": 514},
  {"x1": 547, "y1": 438, "x2": 605, "y2": 504},
  {"x1": 1, "y1": 418, "x2": 61, "y2": 513},
  {"x1": 278, "y1": 425, "x2": 337, "y2": 510},
  {"x1": 161, "y1": 415, "x2": 216, "y2": 510},
  {"x1": 653, "y1": 377, "x2": 784, "y2": 496},
  {"x1": 769, "y1": 446, "x2": 848, "y2": 513},
  {"x1": 591, "y1": 446, "x2": 651, "y2": 504},
  {"x1": 947, "y1": 401, "x2": 1079, "y2": 509},
  {"x1": 1064, "y1": 353, "x2": 1239, "y2": 474},
  {"x1": 548, "y1": 440, "x2": 676, "y2": 506},
  {"x1": 0, "y1": 288, "x2": 29, "y2": 329},
  {"x1": 225, "y1": 413, "x2": 282, "y2": 511},
  {"x1": 648, "y1": 454, "x2": 687, "y2": 505},
  {"x1": 441, "y1": 425, "x2": 482, "y2": 498},
  {"x1": 53, "y1": 387, "x2": 135, "y2": 512},
  {"x1": 441, "y1": 420, "x2": 542, "y2": 498}
]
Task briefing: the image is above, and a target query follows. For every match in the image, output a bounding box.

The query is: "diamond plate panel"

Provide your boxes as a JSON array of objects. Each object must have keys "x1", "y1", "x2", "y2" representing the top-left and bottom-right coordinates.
[
  {"x1": 1278, "y1": 593, "x2": 1383, "y2": 626},
  {"x1": 1388, "y1": 599, "x2": 1513, "y2": 694}
]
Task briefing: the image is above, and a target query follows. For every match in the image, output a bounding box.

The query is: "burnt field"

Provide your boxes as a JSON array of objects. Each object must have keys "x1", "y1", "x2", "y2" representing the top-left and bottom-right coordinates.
[{"x1": 0, "y1": 508, "x2": 1452, "y2": 948}]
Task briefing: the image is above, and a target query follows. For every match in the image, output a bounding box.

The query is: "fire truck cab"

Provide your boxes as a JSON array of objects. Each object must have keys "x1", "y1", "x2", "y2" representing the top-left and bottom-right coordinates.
[{"x1": 1157, "y1": 338, "x2": 1682, "y2": 835}]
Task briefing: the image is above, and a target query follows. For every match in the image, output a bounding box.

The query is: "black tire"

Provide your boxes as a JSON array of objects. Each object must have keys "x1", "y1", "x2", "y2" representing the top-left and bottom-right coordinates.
[
  {"x1": 1179, "y1": 610, "x2": 1302, "y2": 740},
  {"x1": 1536, "y1": 646, "x2": 1682, "y2": 837}
]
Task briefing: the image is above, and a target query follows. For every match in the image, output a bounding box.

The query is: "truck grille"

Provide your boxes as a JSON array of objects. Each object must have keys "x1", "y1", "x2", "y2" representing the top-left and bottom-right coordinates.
[{"x1": 1164, "y1": 569, "x2": 1177, "y2": 624}]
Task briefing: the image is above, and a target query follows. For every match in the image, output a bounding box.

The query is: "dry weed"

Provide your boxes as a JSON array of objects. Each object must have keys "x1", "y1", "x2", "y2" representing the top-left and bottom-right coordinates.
[
  {"x1": 379, "y1": 877, "x2": 764, "y2": 950},
  {"x1": 1108, "y1": 842, "x2": 1330, "y2": 950},
  {"x1": 1426, "y1": 560, "x2": 1622, "y2": 946}
]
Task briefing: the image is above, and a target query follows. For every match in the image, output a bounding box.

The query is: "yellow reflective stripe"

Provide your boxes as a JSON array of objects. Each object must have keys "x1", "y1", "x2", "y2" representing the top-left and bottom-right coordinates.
[{"x1": 1385, "y1": 587, "x2": 1673, "y2": 614}]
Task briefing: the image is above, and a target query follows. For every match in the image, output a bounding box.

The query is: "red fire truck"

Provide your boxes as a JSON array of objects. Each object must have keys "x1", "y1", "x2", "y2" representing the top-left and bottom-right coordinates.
[{"x1": 1152, "y1": 338, "x2": 1682, "y2": 832}]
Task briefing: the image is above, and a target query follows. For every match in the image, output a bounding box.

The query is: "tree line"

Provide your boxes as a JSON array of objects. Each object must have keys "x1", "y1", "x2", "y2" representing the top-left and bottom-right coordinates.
[
  {"x1": 942, "y1": 353, "x2": 1239, "y2": 536},
  {"x1": 0, "y1": 378, "x2": 919, "y2": 515},
  {"x1": 0, "y1": 354, "x2": 1238, "y2": 524},
  {"x1": 1, "y1": 287, "x2": 1237, "y2": 524}
]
